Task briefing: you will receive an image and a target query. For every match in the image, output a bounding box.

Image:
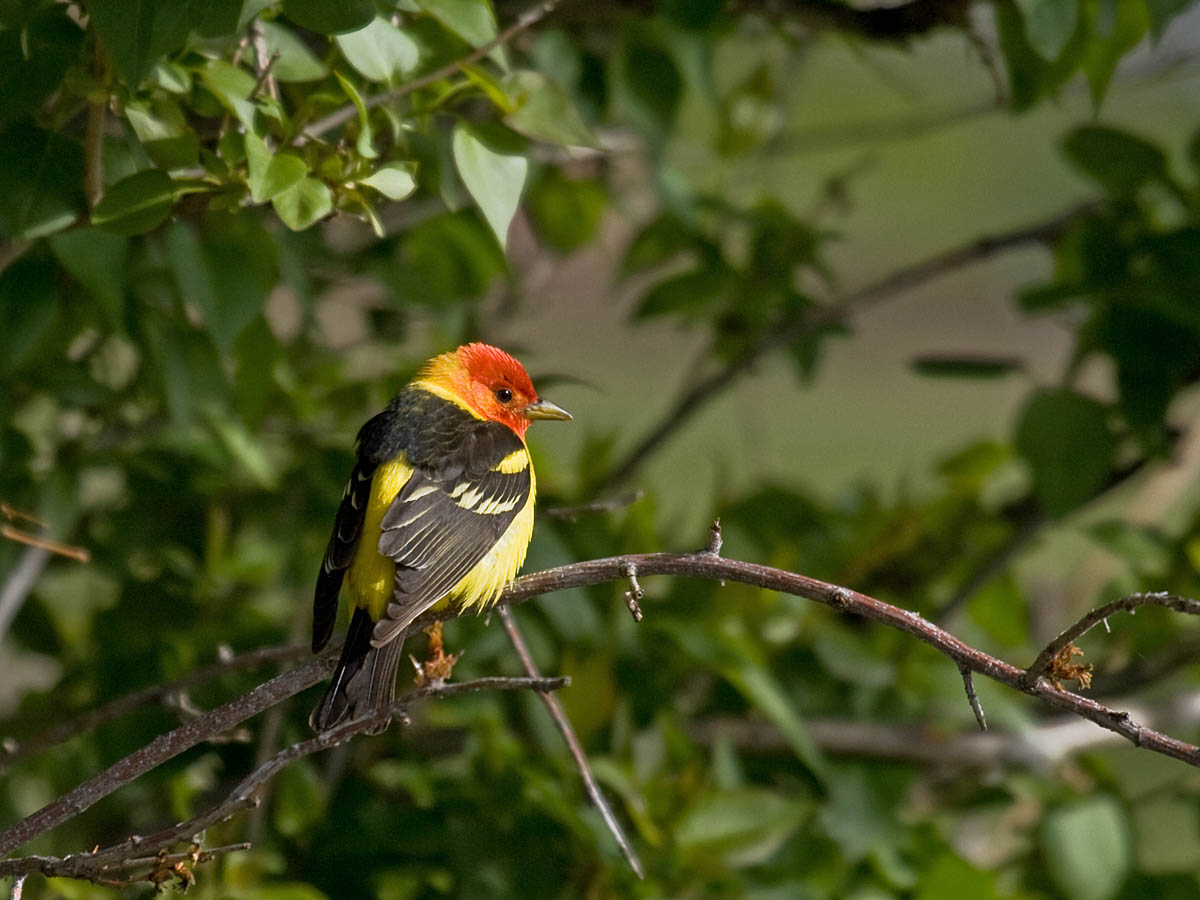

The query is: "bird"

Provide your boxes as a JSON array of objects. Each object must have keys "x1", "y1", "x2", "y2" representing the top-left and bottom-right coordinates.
[{"x1": 309, "y1": 342, "x2": 572, "y2": 732}]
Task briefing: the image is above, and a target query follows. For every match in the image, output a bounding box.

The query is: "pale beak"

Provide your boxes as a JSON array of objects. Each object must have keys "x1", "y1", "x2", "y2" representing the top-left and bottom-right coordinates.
[{"x1": 523, "y1": 398, "x2": 572, "y2": 421}]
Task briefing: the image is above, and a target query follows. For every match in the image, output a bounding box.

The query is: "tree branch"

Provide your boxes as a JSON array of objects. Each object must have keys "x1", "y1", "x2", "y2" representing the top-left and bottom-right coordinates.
[
  {"x1": 593, "y1": 201, "x2": 1098, "y2": 495},
  {"x1": 498, "y1": 608, "x2": 644, "y2": 878},
  {"x1": 4, "y1": 547, "x2": 1199, "y2": 864},
  {"x1": 0, "y1": 677, "x2": 566, "y2": 882},
  {"x1": 1023, "y1": 592, "x2": 1200, "y2": 687},
  {"x1": 0, "y1": 656, "x2": 333, "y2": 857}
]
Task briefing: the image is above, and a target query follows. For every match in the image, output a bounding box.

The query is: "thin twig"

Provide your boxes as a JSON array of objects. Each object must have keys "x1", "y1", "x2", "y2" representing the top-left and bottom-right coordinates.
[
  {"x1": 303, "y1": 0, "x2": 565, "y2": 141},
  {"x1": 622, "y1": 564, "x2": 643, "y2": 622},
  {"x1": 0, "y1": 526, "x2": 89, "y2": 562},
  {"x1": 119, "y1": 842, "x2": 250, "y2": 870},
  {"x1": 960, "y1": 666, "x2": 987, "y2": 732},
  {"x1": 83, "y1": 102, "x2": 106, "y2": 209},
  {"x1": 216, "y1": 34, "x2": 250, "y2": 142},
  {"x1": 703, "y1": 518, "x2": 723, "y2": 556},
  {"x1": 7, "y1": 875, "x2": 24, "y2": 900},
  {"x1": 0, "y1": 505, "x2": 43, "y2": 527},
  {"x1": 594, "y1": 202, "x2": 1099, "y2": 495},
  {"x1": 498, "y1": 607, "x2": 644, "y2": 879},
  {"x1": 1024, "y1": 592, "x2": 1200, "y2": 687},
  {"x1": 0, "y1": 677, "x2": 565, "y2": 880},
  {"x1": 249, "y1": 21, "x2": 279, "y2": 102}
]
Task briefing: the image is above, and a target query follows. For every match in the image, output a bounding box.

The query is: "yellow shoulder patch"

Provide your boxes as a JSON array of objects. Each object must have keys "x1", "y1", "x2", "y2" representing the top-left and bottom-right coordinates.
[{"x1": 492, "y1": 448, "x2": 530, "y2": 474}]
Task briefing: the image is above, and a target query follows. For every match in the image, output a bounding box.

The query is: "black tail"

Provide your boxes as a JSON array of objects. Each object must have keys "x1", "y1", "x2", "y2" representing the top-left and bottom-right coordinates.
[{"x1": 310, "y1": 607, "x2": 406, "y2": 734}]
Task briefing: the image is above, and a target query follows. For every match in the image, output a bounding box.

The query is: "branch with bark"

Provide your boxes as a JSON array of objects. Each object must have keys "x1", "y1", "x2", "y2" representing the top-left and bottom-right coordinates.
[
  {"x1": 0, "y1": 676, "x2": 566, "y2": 885},
  {"x1": 3, "y1": 527, "x2": 1200, "y2": 885}
]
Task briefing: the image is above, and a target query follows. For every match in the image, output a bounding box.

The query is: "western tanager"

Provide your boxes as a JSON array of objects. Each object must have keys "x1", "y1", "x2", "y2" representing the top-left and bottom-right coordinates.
[{"x1": 310, "y1": 343, "x2": 571, "y2": 731}]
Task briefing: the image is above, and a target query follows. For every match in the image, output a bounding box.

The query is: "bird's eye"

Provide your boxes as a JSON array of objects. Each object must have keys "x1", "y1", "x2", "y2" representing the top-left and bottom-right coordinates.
[{"x1": 494, "y1": 388, "x2": 513, "y2": 404}]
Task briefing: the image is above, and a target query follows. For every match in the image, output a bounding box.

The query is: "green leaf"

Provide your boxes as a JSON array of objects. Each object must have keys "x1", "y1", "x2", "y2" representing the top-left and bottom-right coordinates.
[
  {"x1": 416, "y1": 0, "x2": 501, "y2": 55},
  {"x1": 0, "y1": 123, "x2": 84, "y2": 239},
  {"x1": 661, "y1": 619, "x2": 827, "y2": 781},
  {"x1": 124, "y1": 99, "x2": 188, "y2": 143},
  {"x1": 0, "y1": 256, "x2": 58, "y2": 376},
  {"x1": 620, "y1": 42, "x2": 682, "y2": 139},
  {"x1": 1062, "y1": 125, "x2": 1167, "y2": 196},
  {"x1": 1014, "y1": 0, "x2": 1079, "y2": 60},
  {"x1": 85, "y1": 0, "x2": 192, "y2": 87},
  {"x1": 124, "y1": 97, "x2": 199, "y2": 168},
  {"x1": 1081, "y1": 0, "x2": 1148, "y2": 106},
  {"x1": 233, "y1": 315, "x2": 279, "y2": 427},
  {"x1": 1132, "y1": 797, "x2": 1200, "y2": 873},
  {"x1": 91, "y1": 169, "x2": 175, "y2": 236},
  {"x1": 200, "y1": 59, "x2": 259, "y2": 129},
  {"x1": 1145, "y1": 0, "x2": 1192, "y2": 39},
  {"x1": 452, "y1": 122, "x2": 527, "y2": 249},
  {"x1": 260, "y1": 21, "x2": 328, "y2": 82},
  {"x1": 675, "y1": 789, "x2": 806, "y2": 867},
  {"x1": 244, "y1": 132, "x2": 308, "y2": 203},
  {"x1": 359, "y1": 162, "x2": 418, "y2": 200},
  {"x1": 810, "y1": 622, "x2": 895, "y2": 689},
  {"x1": 910, "y1": 355, "x2": 1025, "y2": 379},
  {"x1": 995, "y1": 1, "x2": 1048, "y2": 111},
  {"x1": 500, "y1": 70, "x2": 598, "y2": 148},
  {"x1": 49, "y1": 230, "x2": 128, "y2": 326},
  {"x1": 208, "y1": 412, "x2": 278, "y2": 488},
  {"x1": 525, "y1": 168, "x2": 606, "y2": 252},
  {"x1": 915, "y1": 853, "x2": 1008, "y2": 900},
  {"x1": 385, "y1": 210, "x2": 506, "y2": 304},
  {"x1": 622, "y1": 212, "x2": 694, "y2": 274},
  {"x1": 272, "y1": 177, "x2": 333, "y2": 230},
  {"x1": 1015, "y1": 388, "x2": 1115, "y2": 517},
  {"x1": 0, "y1": 7, "x2": 83, "y2": 128},
  {"x1": 282, "y1": 0, "x2": 374, "y2": 34},
  {"x1": 1042, "y1": 797, "x2": 1132, "y2": 900},
  {"x1": 728, "y1": 661, "x2": 826, "y2": 780},
  {"x1": 335, "y1": 16, "x2": 419, "y2": 84},
  {"x1": 1086, "y1": 520, "x2": 1172, "y2": 577},
  {"x1": 333, "y1": 69, "x2": 378, "y2": 160},
  {"x1": 635, "y1": 265, "x2": 733, "y2": 319},
  {"x1": 165, "y1": 220, "x2": 270, "y2": 354},
  {"x1": 272, "y1": 758, "x2": 326, "y2": 836},
  {"x1": 191, "y1": 0, "x2": 243, "y2": 39},
  {"x1": 819, "y1": 765, "x2": 915, "y2": 887}
]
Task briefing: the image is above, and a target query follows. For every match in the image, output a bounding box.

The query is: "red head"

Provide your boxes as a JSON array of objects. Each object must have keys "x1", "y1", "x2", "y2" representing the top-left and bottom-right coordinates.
[{"x1": 414, "y1": 343, "x2": 571, "y2": 437}]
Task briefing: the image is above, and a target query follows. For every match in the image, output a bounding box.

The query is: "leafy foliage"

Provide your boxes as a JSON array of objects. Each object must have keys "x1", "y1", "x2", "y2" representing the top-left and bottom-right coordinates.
[{"x1": 4, "y1": 0, "x2": 1200, "y2": 899}]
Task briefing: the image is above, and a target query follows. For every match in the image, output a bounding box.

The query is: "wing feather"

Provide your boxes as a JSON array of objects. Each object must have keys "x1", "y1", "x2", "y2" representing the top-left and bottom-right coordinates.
[
  {"x1": 371, "y1": 435, "x2": 531, "y2": 646},
  {"x1": 312, "y1": 459, "x2": 375, "y2": 652}
]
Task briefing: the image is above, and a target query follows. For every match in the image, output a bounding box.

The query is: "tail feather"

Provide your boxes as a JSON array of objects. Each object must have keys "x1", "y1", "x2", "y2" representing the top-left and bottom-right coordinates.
[{"x1": 310, "y1": 607, "x2": 406, "y2": 734}]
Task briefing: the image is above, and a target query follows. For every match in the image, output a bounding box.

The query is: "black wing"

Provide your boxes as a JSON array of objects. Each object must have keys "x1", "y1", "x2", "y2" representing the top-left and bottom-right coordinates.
[
  {"x1": 371, "y1": 425, "x2": 531, "y2": 646},
  {"x1": 312, "y1": 457, "x2": 376, "y2": 652}
]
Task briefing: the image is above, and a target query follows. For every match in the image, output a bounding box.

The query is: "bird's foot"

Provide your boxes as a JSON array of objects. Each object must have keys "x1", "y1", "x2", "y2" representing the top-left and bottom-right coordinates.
[{"x1": 410, "y1": 621, "x2": 461, "y2": 685}]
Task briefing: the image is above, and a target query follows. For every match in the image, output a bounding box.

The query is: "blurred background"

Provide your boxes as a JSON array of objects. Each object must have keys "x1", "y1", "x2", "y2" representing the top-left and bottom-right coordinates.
[{"x1": 4, "y1": 0, "x2": 1200, "y2": 897}]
